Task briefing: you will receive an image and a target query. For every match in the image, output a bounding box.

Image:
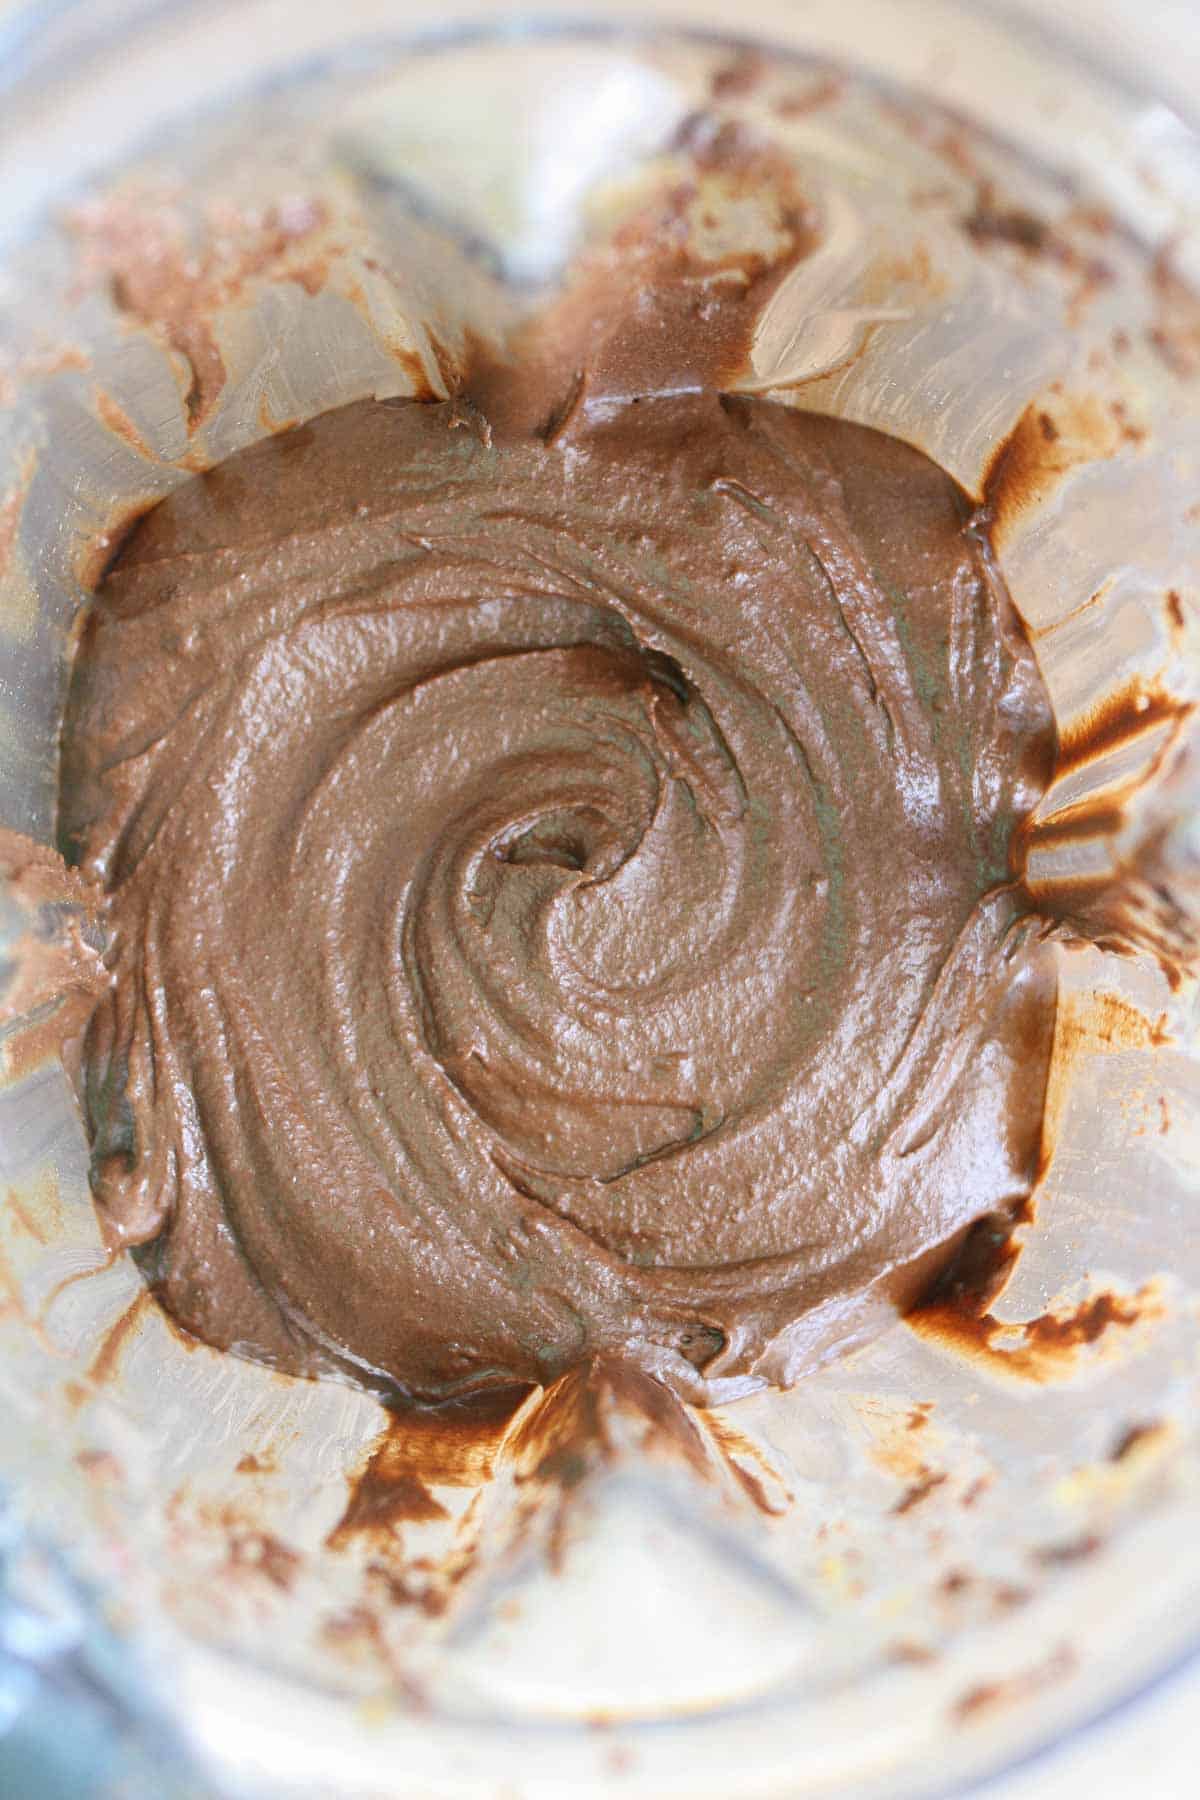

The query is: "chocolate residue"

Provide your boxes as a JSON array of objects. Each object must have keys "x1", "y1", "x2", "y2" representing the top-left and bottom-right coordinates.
[
  {"x1": 72, "y1": 501, "x2": 158, "y2": 596},
  {"x1": 93, "y1": 389, "x2": 155, "y2": 463},
  {"x1": 993, "y1": 1583, "x2": 1031, "y2": 1613},
  {"x1": 1049, "y1": 681, "x2": 1191, "y2": 790},
  {"x1": 925, "y1": 1212, "x2": 1026, "y2": 1318},
  {"x1": 979, "y1": 394, "x2": 1124, "y2": 545},
  {"x1": 1110, "y1": 1419, "x2": 1169, "y2": 1463},
  {"x1": 963, "y1": 189, "x2": 1113, "y2": 322},
  {"x1": 0, "y1": 456, "x2": 34, "y2": 584},
  {"x1": 0, "y1": 1242, "x2": 23, "y2": 1326},
  {"x1": 0, "y1": 343, "x2": 90, "y2": 412},
  {"x1": 390, "y1": 345, "x2": 440, "y2": 404},
  {"x1": 1032, "y1": 1533, "x2": 1103, "y2": 1568},
  {"x1": 364, "y1": 1560, "x2": 450, "y2": 1617},
  {"x1": 1148, "y1": 245, "x2": 1200, "y2": 379},
  {"x1": 1059, "y1": 993, "x2": 1170, "y2": 1057},
  {"x1": 6, "y1": 1188, "x2": 48, "y2": 1246},
  {"x1": 227, "y1": 1528, "x2": 301, "y2": 1591},
  {"x1": 0, "y1": 828, "x2": 108, "y2": 1083},
  {"x1": 69, "y1": 191, "x2": 329, "y2": 432},
  {"x1": 772, "y1": 75, "x2": 844, "y2": 120},
  {"x1": 890, "y1": 1640, "x2": 938, "y2": 1666},
  {"x1": 454, "y1": 116, "x2": 817, "y2": 442},
  {"x1": 964, "y1": 202, "x2": 1053, "y2": 255},
  {"x1": 1166, "y1": 589, "x2": 1186, "y2": 637},
  {"x1": 75, "y1": 1447, "x2": 121, "y2": 1481},
  {"x1": 319, "y1": 1605, "x2": 429, "y2": 1707},
  {"x1": 509, "y1": 1356, "x2": 711, "y2": 1489},
  {"x1": 1021, "y1": 678, "x2": 1200, "y2": 973},
  {"x1": 332, "y1": 1356, "x2": 793, "y2": 1559},
  {"x1": 910, "y1": 1270, "x2": 1161, "y2": 1385},
  {"x1": 709, "y1": 49, "x2": 767, "y2": 99},
  {"x1": 86, "y1": 1287, "x2": 155, "y2": 1386},
  {"x1": 493, "y1": 1357, "x2": 754, "y2": 1573},
  {"x1": 696, "y1": 1410, "x2": 793, "y2": 1515},
  {"x1": 329, "y1": 1386, "x2": 524, "y2": 1548},
  {"x1": 954, "y1": 1647, "x2": 1076, "y2": 1724},
  {"x1": 1023, "y1": 1291, "x2": 1152, "y2": 1354},
  {"x1": 892, "y1": 1469, "x2": 947, "y2": 1515},
  {"x1": 329, "y1": 1471, "x2": 448, "y2": 1546},
  {"x1": 234, "y1": 1452, "x2": 272, "y2": 1476}
]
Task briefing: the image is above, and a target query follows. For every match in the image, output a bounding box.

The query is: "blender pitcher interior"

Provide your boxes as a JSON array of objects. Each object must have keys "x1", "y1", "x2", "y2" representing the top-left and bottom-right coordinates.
[{"x1": 1, "y1": 4, "x2": 1199, "y2": 1797}]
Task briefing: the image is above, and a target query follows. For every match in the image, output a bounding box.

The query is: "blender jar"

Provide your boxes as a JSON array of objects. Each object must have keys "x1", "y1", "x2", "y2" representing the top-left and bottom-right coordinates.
[{"x1": 0, "y1": 2, "x2": 1198, "y2": 1795}]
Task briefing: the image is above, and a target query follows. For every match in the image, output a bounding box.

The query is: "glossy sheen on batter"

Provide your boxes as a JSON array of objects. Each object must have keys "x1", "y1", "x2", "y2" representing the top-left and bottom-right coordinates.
[{"x1": 61, "y1": 393, "x2": 1057, "y2": 1402}]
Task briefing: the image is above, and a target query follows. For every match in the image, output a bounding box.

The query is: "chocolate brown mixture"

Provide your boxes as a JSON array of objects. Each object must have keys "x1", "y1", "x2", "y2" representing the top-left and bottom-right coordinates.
[{"x1": 60, "y1": 380, "x2": 1057, "y2": 1403}]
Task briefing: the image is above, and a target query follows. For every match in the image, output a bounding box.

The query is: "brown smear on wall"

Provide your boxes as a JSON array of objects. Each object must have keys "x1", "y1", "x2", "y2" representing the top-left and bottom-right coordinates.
[
  {"x1": 329, "y1": 1353, "x2": 793, "y2": 1563},
  {"x1": 909, "y1": 1271, "x2": 1162, "y2": 1387},
  {"x1": 979, "y1": 392, "x2": 1124, "y2": 549},
  {"x1": 698, "y1": 1410, "x2": 793, "y2": 1515},
  {"x1": 327, "y1": 1385, "x2": 528, "y2": 1548},
  {"x1": 1017, "y1": 678, "x2": 1194, "y2": 877},
  {"x1": 93, "y1": 389, "x2": 156, "y2": 463},
  {"x1": 978, "y1": 394, "x2": 1199, "y2": 981},
  {"x1": 447, "y1": 115, "x2": 819, "y2": 443},
  {"x1": 0, "y1": 453, "x2": 35, "y2": 585},
  {"x1": 1048, "y1": 681, "x2": 1192, "y2": 793},
  {"x1": 507, "y1": 1357, "x2": 712, "y2": 1489},
  {"x1": 1019, "y1": 675, "x2": 1197, "y2": 979},
  {"x1": 69, "y1": 191, "x2": 332, "y2": 433},
  {"x1": 0, "y1": 828, "x2": 109, "y2": 1085},
  {"x1": 1035, "y1": 981, "x2": 1171, "y2": 1191},
  {"x1": 907, "y1": 947, "x2": 1170, "y2": 1384},
  {"x1": 954, "y1": 1645, "x2": 1076, "y2": 1724},
  {"x1": 84, "y1": 1282, "x2": 205, "y2": 1389}
]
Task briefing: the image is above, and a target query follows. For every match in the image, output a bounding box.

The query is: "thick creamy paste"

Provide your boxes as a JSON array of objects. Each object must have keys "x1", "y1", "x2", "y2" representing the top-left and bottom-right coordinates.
[{"x1": 61, "y1": 390, "x2": 1056, "y2": 1402}]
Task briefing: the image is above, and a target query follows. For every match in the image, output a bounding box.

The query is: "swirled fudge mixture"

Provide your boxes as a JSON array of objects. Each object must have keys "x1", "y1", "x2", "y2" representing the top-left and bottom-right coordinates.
[{"x1": 60, "y1": 377, "x2": 1057, "y2": 1402}]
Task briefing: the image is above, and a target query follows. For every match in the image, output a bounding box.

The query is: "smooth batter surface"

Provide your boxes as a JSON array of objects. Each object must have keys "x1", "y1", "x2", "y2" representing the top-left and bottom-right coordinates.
[{"x1": 61, "y1": 391, "x2": 1057, "y2": 1402}]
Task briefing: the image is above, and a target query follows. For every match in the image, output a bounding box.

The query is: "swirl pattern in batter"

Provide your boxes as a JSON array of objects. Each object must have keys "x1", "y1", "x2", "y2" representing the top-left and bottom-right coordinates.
[{"x1": 61, "y1": 390, "x2": 1057, "y2": 1401}]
